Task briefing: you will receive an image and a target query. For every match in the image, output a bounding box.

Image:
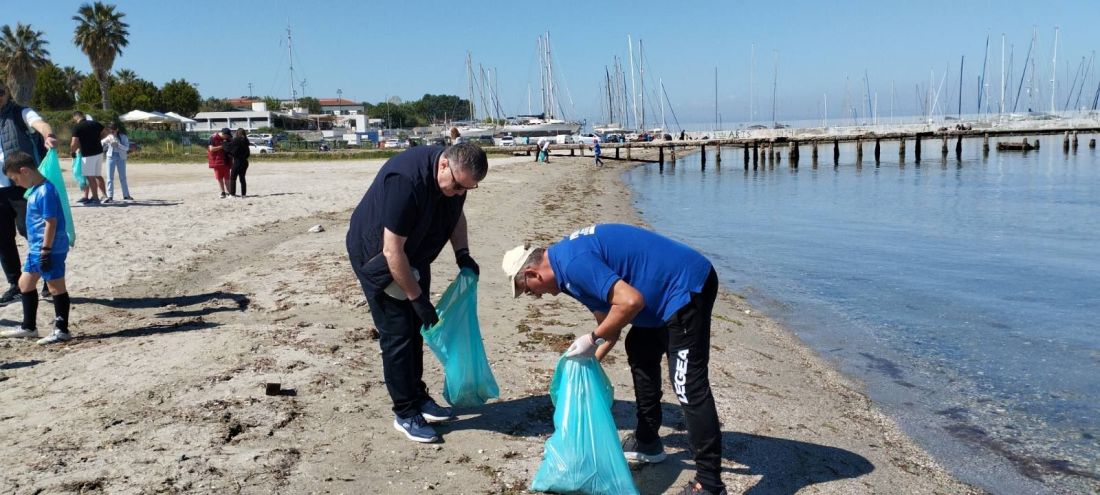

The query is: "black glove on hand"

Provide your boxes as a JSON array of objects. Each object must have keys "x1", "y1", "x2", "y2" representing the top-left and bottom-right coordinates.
[
  {"x1": 39, "y1": 249, "x2": 52, "y2": 272},
  {"x1": 455, "y1": 247, "x2": 479, "y2": 275},
  {"x1": 410, "y1": 294, "x2": 439, "y2": 327}
]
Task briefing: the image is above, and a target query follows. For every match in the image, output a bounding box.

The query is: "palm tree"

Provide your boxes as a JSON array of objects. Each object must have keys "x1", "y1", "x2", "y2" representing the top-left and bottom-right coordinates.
[
  {"x1": 115, "y1": 67, "x2": 136, "y2": 84},
  {"x1": 62, "y1": 65, "x2": 84, "y2": 101},
  {"x1": 72, "y1": 1, "x2": 128, "y2": 110},
  {"x1": 0, "y1": 23, "x2": 51, "y2": 105}
]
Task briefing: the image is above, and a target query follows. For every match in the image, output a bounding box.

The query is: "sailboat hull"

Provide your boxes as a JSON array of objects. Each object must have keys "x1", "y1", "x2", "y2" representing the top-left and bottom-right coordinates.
[{"x1": 500, "y1": 120, "x2": 581, "y2": 137}]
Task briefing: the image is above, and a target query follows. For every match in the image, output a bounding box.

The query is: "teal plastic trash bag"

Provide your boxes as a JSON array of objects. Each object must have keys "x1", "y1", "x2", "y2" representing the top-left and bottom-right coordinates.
[
  {"x1": 24, "y1": 150, "x2": 77, "y2": 247},
  {"x1": 530, "y1": 355, "x2": 639, "y2": 495},
  {"x1": 420, "y1": 268, "x2": 500, "y2": 407},
  {"x1": 72, "y1": 152, "x2": 87, "y2": 190}
]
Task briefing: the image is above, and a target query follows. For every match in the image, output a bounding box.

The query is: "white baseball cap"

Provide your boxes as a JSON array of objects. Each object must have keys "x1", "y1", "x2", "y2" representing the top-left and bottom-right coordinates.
[{"x1": 501, "y1": 244, "x2": 537, "y2": 298}]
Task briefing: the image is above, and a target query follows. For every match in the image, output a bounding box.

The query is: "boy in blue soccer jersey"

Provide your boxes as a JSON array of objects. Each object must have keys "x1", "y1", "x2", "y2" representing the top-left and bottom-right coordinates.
[
  {"x1": 0, "y1": 151, "x2": 72, "y2": 345},
  {"x1": 503, "y1": 224, "x2": 727, "y2": 495}
]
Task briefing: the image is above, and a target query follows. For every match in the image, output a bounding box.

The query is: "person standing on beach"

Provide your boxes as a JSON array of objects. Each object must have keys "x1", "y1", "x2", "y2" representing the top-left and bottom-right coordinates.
[
  {"x1": 69, "y1": 111, "x2": 106, "y2": 205},
  {"x1": 224, "y1": 128, "x2": 251, "y2": 197},
  {"x1": 346, "y1": 142, "x2": 487, "y2": 444},
  {"x1": 0, "y1": 151, "x2": 73, "y2": 345},
  {"x1": 448, "y1": 126, "x2": 463, "y2": 145},
  {"x1": 503, "y1": 223, "x2": 727, "y2": 495},
  {"x1": 593, "y1": 137, "x2": 604, "y2": 167},
  {"x1": 0, "y1": 82, "x2": 58, "y2": 306},
  {"x1": 101, "y1": 122, "x2": 132, "y2": 203},
  {"x1": 207, "y1": 128, "x2": 232, "y2": 198}
]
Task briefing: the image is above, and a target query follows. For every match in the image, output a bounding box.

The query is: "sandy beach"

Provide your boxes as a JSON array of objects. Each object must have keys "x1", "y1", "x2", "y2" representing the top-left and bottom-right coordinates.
[{"x1": 0, "y1": 151, "x2": 979, "y2": 494}]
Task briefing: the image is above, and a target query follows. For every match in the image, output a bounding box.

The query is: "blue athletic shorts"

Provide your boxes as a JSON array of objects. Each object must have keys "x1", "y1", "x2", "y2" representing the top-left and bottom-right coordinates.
[{"x1": 23, "y1": 252, "x2": 67, "y2": 281}]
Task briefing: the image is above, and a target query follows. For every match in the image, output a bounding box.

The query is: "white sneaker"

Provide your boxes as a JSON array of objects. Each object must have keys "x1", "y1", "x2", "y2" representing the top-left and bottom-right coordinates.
[
  {"x1": 1, "y1": 327, "x2": 38, "y2": 338},
  {"x1": 36, "y1": 329, "x2": 72, "y2": 345}
]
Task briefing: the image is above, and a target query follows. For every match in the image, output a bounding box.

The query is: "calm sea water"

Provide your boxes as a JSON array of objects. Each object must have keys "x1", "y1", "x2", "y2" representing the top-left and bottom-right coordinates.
[{"x1": 622, "y1": 135, "x2": 1100, "y2": 494}]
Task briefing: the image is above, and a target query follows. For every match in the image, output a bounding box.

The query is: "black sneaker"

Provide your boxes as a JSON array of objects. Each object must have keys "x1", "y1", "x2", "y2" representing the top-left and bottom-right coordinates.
[
  {"x1": 622, "y1": 432, "x2": 667, "y2": 463},
  {"x1": 419, "y1": 398, "x2": 454, "y2": 422},
  {"x1": 393, "y1": 413, "x2": 440, "y2": 443},
  {"x1": 678, "y1": 479, "x2": 727, "y2": 495},
  {"x1": 0, "y1": 284, "x2": 19, "y2": 305}
]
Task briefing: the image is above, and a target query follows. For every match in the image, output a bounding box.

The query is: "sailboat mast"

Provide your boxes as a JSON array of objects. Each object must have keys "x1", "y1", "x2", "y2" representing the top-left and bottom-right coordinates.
[
  {"x1": 628, "y1": 35, "x2": 638, "y2": 131},
  {"x1": 771, "y1": 50, "x2": 778, "y2": 127},
  {"x1": 1050, "y1": 26, "x2": 1059, "y2": 113},
  {"x1": 606, "y1": 66, "x2": 614, "y2": 125},
  {"x1": 639, "y1": 39, "x2": 646, "y2": 131},
  {"x1": 1000, "y1": 34, "x2": 1006, "y2": 114},
  {"x1": 978, "y1": 35, "x2": 988, "y2": 113},
  {"x1": 466, "y1": 52, "x2": 475, "y2": 121},
  {"x1": 750, "y1": 43, "x2": 755, "y2": 122},
  {"x1": 287, "y1": 24, "x2": 297, "y2": 107},
  {"x1": 1013, "y1": 31, "x2": 1035, "y2": 112},
  {"x1": 958, "y1": 56, "x2": 964, "y2": 118}
]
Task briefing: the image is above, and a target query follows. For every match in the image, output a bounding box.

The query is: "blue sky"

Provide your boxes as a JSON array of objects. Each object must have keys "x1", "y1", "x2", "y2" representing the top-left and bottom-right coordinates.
[{"x1": 13, "y1": 0, "x2": 1099, "y2": 127}]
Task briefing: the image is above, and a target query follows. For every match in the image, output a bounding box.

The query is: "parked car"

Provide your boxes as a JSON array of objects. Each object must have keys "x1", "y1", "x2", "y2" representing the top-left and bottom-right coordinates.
[
  {"x1": 499, "y1": 136, "x2": 515, "y2": 147},
  {"x1": 574, "y1": 134, "x2": 598, "y2": 145},
  {"x1": 384, "y1": 138, "x2": 406, "y2": 149},
  {"x1": 249, "y1": 143, "x2": 274, "y2": 154}
]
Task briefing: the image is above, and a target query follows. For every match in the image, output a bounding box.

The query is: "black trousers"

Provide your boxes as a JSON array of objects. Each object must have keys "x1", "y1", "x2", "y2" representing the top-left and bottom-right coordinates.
[
  {"x1": 229, "y1": 160, "x2": 248, "y2": 196},
  {"x1": 0, "y1": 186, "x2": 28, "y2": 285},
  {"x1": 625, "y1": 268, "x2": 724, "y2": 493}
]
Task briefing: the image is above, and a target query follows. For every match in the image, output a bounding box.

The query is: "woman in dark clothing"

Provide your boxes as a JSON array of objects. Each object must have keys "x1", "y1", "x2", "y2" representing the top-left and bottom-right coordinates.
[{"x1": 224, "y1": 128, "x2": 251, "y2": 197}]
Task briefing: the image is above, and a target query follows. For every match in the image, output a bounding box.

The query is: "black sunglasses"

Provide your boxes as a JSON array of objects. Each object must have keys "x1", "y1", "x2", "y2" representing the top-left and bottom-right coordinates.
[{"x1": 447, "y1": 164, "x2": 478, "y2": 191}]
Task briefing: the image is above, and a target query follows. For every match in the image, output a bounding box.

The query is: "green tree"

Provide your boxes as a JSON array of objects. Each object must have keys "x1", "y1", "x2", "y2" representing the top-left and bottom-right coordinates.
[
  {"x1": 109, "y1": 77, "x2": 159, "y2": 113},
  {"x1": 261, "y1": 95, "x2": 282, "y2": 112},
  {"x1": 0, "y1": 23, "x2": 51, "y2": 105},
  {"x1": 72, "y1": 1, "x2": 129, "y2": 110},
  {"x1": 159, "y1": 78, "x2": 200, "y2": 116},
  {"x1": 199, "y1": 97, "x2": 234, "y2": 112},
  {"x1": 114, "y1": 67, "x2": 136, "y2": 84},
  {"x1": 30, "y1": 63, "x2": 74, "y2": 110},
  {"x1": 297, "y1": 96, "x2": 322, "y2": 113},
  {"x1": 61, "y1": 65, "x2": 84, "y2": 101},
  {"x1": 76, "y1": 74, "x2": 107, "y2": 110}
]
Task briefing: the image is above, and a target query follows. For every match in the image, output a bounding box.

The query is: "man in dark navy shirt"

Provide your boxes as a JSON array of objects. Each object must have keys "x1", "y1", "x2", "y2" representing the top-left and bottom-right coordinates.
[
  {"x1": 502, "y1": 224, "x2": 727, "y2": 495},
  {"x1": 346, "y1": 142, "x2": 487, "y2": 444}
]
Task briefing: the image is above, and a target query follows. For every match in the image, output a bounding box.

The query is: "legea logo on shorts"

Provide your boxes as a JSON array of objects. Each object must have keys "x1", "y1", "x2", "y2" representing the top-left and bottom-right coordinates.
[{"x1": 674, "y1": 349, "x2": 690, "y2": 404}]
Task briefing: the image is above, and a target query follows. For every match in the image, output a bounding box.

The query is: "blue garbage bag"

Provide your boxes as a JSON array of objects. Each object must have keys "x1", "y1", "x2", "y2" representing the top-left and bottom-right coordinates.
[
  {"x1": 420, "y1": 268, "x2": 499, "y2": 407},
  {"x1": 72, "y1": 152, "x2": 87, "y2": 191},
  {"x1": 24, "y1": 150, "x2": 77, "y2": 247},
  {"x1": 530, "y1": 355, "x2": 638, "y2": 495}
]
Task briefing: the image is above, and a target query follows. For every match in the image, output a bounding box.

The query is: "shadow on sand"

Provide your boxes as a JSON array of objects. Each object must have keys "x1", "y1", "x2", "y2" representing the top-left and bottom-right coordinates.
[
  {"x1": 449, "y1": 397, "x2": 873, "y2": 495},
  {"x1": 73, "y1": 290, "x2": 250, "y2": 318}
]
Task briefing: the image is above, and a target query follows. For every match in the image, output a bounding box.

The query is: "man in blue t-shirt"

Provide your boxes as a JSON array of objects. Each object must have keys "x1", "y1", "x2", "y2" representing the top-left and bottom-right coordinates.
[
  {"x1": 502, "y1": 224, "x2": 726, "y2": 495},
  {"x1": 346, "y1": 143, "x2": 488, "y2": 444},
  {"x1": 0, "y1": 151, "x2": 73, "y2": 345}
]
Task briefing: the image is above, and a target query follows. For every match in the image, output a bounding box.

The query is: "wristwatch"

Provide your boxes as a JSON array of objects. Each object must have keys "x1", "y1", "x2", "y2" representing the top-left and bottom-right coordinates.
[{"x1": 590, "y1": 331, "x2": 606, "y2": 346}]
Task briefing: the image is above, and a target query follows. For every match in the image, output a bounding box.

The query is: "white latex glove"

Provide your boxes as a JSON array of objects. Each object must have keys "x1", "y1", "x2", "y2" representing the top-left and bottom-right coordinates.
[{"x1": 565, "y1": 332, "x2": 599, "y2": 358}]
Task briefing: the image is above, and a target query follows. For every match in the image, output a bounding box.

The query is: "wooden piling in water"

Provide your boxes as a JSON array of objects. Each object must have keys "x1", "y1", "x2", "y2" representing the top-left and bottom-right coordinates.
[
  {"x1": 743, "y1": 143, "x2": 750, "y2": 168},
  {"x1": 812, "y1": 141, "x2": 819, "y2": 160},
  {"x1": 790, "y1": 141, "x2": 798, "y2": 168},
  {"x1": 832, "y1": 138, "x2": 840, "y2": 166},
  {"x1": 659, "y1": 146, "x2": 664, "y2": 165},
  {"x1": 941, "y1": 135, "x2": 949, "y2": 154},
  {"x1": 701, "y1": 145, "x2": 707, "y2": 166},
  {"x1": 899, "y1": 137, "x2": 906, "y2": 159},
  {"x1": 983, "y1": 134, "x2": 990, "y2": 152},
  {"x1": 915, "y1": 135, "x2": 922, "y2": 162},
  {"x1": 716, "y1": 144, "x2": 721, "y2": 165},
  {"x1": 874, "y1": 139, "x2": 881, "y2": 163},
  {"x1": 1064, "y1": 132, "x2": 1070, "y2": 152},
  {"x1": 956, "y1": 135, "x2": 963, "y2": 157},
  {"x1": 1072, "y1": 131, "x2": 1079, "y2": 149},
  {"x1": 856, "y1": 139, "x2": 863, "y2": 163},
  {"x1": 1090, "y1": 138, "x2": 1097, "y2": 148}
]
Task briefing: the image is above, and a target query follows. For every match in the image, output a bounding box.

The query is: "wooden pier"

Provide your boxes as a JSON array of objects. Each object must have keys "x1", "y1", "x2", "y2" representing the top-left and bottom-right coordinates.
[{"x1": 511, "y1": 125, "x2": 1100, "y2": 167}]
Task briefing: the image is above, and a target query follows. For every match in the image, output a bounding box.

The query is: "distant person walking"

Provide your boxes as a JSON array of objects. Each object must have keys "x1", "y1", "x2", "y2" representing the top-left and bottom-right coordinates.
[
  {"x1": 70, "y1": 111, "x2": 107, "y2": 205},
  {"x1": 593, "y1": 137, "x2": 603, "y2": 167},
  {"x1": 207, "y1": 128, "x2": 232, "y2": 198},
  {"x1": 0, "y1": 151, "x2": 73, "y2": 345},
  {"x1": 538, "y1": 138, "x2": 550, "y2": 163},
  {"x1": 0, "y1": 82, "x2": 57, "y2": 305},
  {"x1": 101, "y1": 122, "x2": 132, "y2": 203},
  {"x1": 224, "y1": 128, "x2": 251, "y2": 197}
]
